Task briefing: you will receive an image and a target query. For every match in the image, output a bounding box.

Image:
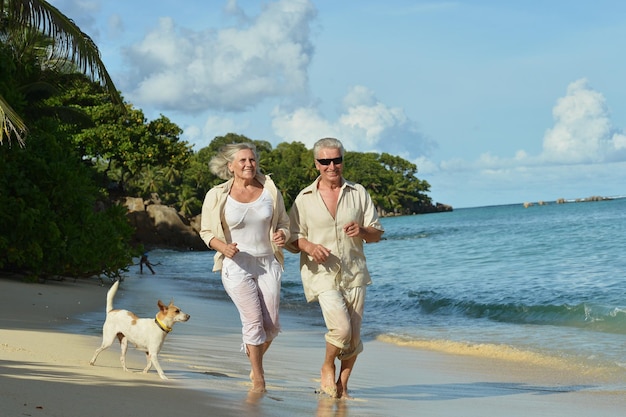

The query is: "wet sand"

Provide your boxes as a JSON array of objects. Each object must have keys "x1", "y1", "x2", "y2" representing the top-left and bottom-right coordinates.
[{"x1": 2, "y1": 275, "x2": 626, "y2": 417}]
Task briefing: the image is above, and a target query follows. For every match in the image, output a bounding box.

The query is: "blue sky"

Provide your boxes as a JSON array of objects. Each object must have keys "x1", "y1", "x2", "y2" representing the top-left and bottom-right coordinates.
[{"x1": 50, "y1": 0, "x2": 626, "y2": 208}]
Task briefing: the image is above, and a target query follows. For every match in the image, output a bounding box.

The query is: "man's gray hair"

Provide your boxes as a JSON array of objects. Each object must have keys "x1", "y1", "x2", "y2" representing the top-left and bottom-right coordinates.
[{"x1": 313, "y1": 137, "x2": 345, "y2": 158}]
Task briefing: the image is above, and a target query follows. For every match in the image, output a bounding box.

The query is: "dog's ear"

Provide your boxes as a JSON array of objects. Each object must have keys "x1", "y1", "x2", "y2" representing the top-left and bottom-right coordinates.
[
  {"x1": 168, "y1": 298, "x2": 174, "y2": 307},
  {"x1": 157, "y1": 300, "x2": 167, "y2": 311}
]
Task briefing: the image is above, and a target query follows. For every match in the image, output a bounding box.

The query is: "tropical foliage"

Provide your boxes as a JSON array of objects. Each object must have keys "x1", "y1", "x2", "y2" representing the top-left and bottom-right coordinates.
[
  {"x1": 0, "y1": 0, "x2": 123, "y2": 145},
  {"x1": 175, "y1": 134, "x2": 434, "y2": 217},
  {"x1": 0, "y1": 0, "x2": 437, "y2": 280},
  {"x1": 0, "y1": 0, "x2": 132, "y2": 280},
  {"x1": 0, "y1": 116, "x2": 135, "y2": 280}
]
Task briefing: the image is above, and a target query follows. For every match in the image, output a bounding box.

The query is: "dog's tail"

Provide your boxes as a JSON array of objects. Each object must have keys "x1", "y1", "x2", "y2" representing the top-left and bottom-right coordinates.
[{"x1": 106, "y1": 280, "x2": 120, "y2": 313}]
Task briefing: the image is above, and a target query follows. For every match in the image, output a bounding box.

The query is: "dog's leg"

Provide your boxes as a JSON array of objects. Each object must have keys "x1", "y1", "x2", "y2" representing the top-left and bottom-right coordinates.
[
  {"x1": 142, "y1": 352, "x2": 152, "y2": 374},
  {"x1": 145, "y1": 351, "x2": 168, "y2": 380},
  {"x1": 120, "y1": 336, "x2": 129, "y2": 372},
  {"x1": 89, "y1": 328, "x2": 117, "y2": 365},
  {"x1": 89, "y1": 345, "x2": 107, "y2": 365}
]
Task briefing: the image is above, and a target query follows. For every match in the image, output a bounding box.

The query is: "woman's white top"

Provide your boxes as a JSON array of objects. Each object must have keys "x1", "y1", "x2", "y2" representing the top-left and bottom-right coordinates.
[{"x1": 225, "y1": 188, "x2": 274, "y2": 257}]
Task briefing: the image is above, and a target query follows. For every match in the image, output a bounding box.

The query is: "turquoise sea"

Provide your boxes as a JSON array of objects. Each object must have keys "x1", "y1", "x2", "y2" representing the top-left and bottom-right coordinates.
[{"x1": 70, "y1": 197, "x2": 626, "y2": 377}]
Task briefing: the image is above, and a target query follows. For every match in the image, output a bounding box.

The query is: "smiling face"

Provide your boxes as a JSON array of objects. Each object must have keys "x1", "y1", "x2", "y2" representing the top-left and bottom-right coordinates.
[
  {"x1": 315, "y1": 146, "x2": 343, "y2": 184},
  {"x1": 228, "y1": 148, "x2": 257, "y2": 181}
]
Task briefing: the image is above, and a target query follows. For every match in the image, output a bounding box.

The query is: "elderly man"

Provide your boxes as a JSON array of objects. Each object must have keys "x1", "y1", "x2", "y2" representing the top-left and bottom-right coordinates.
[{"x1": 287, "y1": 137, "x2": 384, "y2": 399}]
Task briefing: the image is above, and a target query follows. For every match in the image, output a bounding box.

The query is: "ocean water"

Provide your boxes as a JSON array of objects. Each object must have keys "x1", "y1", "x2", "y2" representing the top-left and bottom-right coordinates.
[{"x1": 71, "y1": 197, "x2": 626, "y2": 377}]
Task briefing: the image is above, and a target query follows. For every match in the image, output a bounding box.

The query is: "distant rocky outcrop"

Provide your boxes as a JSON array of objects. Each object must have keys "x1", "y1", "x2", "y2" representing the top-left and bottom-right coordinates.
[
  {"x1": 524, "y1": 196, "x2": 614, "y2": 207},
  {"x1": 123, "y1": 196, "x2": 206, "y2": 250},
  {"x1": 379, "y1": 202, "x2": 453, "y2": 216}
]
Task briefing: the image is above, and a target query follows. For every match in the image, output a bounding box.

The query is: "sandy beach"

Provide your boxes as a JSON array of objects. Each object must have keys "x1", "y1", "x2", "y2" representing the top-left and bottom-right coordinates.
[{"x1": 2, "y1": 275, "x2": 626, "y2": 417}]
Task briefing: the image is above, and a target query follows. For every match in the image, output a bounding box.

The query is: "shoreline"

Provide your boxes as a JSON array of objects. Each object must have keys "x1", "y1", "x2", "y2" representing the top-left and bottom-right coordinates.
[{"x1": 2, "y1": 276, "x2": 626, "y2": 417}]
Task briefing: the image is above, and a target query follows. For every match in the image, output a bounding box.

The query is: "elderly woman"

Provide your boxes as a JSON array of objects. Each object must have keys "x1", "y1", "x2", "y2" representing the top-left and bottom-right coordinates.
[{"x1": 200, "y1": 142, "x2": 290, "y2": 393}]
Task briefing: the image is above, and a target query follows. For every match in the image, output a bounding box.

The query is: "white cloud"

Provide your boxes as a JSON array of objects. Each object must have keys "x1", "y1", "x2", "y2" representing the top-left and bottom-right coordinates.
[
  {"x1": 271, "y1": 106, "x2": 335, "y2": 145},
  {"x1": 182, "y1": 125, "x2": 202, "y2": 147},
  {"x1": 212, "y1": 74, "x2": 625, "y2": 209},
  {"x1": 342, "y1": 85, "x2": 377, "y2": 108},
  {"x1": 541, "y1": 78, "x2": 626, "y2": 164},
  {"x1": 182, "y1": 115, "x2": 251, "y2": 150},
  {"x1": 107, "y1": 14, "x2": 124, "y2": 38},
  {"x1": 121, "y1": 0, "x2": 317, "y2": 112},
  {"x1": 271, "y1": 85, "x2": 434, "y2": 157},
  {"x1": 428, "y1": 79, "x2": 626, "y2": 197},
  {"x1": 514, "y1": 149, "x2": 529, "y2": 160},
  {"x1": 413, "y1": 156, "x2": 438, "y2": 175},
  {"x1": 339, "y1": 101, "x2": 407, "y2": 148},
  {"x1": 202, "y1": 115, "x2": 241, "y2": 138},
  {"x1": 422, "y1": 78, "x2": 626, "y2": 207}
]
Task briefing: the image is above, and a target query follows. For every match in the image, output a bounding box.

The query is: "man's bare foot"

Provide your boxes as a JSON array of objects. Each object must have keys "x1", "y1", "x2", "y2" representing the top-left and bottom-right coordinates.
[
  {"x1": 336, "y1": 381, "x2": 353, "y2": 399},
  {"x1": 339, "y1": 390, "x2": 354, "y2": 399},
  {"x1": 320, "y1": 364, "x2": 338, "y2": 398}
]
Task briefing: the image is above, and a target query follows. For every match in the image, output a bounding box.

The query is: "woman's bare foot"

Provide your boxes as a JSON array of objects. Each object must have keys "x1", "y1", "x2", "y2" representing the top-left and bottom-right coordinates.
[
  {"x1": 250, "y1": 375, "x2": 266, "y2": 393},
  {"x1": 250, "y1": 369, "x2": 265, "y2": 381},
  {"x1": 246, "y1": 389, "x2": 265, "y2": 405},
  {"x1": 320, "y1": 364, "x2": 338, "y2": 398},
  {"x1": 249, "y1": 369, "x2": 266, "y2": 393}
]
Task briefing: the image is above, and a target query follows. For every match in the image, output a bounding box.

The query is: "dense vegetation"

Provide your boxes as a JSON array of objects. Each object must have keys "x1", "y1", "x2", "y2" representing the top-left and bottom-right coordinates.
[{"x1": 0, "y1": 0, "x2": 440, "y2": 281}]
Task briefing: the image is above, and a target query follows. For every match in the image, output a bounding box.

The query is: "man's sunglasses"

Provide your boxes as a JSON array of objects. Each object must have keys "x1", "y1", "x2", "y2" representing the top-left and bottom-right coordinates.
[{"x1": 316, "y1": 156, "x2": 343, "y2": 166}]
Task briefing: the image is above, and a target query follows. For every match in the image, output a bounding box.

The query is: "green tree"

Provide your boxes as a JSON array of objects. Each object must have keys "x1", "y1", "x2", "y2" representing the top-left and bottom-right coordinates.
[
  {"x1": 46, "y1": 78, "x2": 193, "y2": 201},
  {"x1": 342, "y1": 151, "x2": 388, "y2": 209},
  {"x1": 0, "y1": 3, "x2": 140, "y2": 280},
  {"x1": 204, "y1": 132, "x2": 273, "y2": 156},
  {"x1": 183, "y1": 137, "x2": 438, "y2": 217},
  {"x1": 343, "y1": 151, "x2": 432, "y2": 215},
  {"x1": 378, "y1": 152, "x2": 432, "y2": 213},
  {"x1": 181, "y1": 146, "x2": 220, "y2": 214},
  {"x1": 264, "y1": 141, "x2": 317, "y2": 208},
  {"x1": 0, "y1": 118, "x2": 135, "y2": 279},
  {"x1": 176, "y1": 184, "x2": 202, "y2": 218},
  {"x1": 0, "y1": 0, "x2": 123, "y2": 144}
]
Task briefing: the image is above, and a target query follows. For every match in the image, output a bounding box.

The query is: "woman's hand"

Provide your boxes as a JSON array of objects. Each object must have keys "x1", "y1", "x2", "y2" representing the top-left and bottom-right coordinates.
[
  {"x1": 221, "y1": 242, "x2": 239, "y2": 258},
  {"x1": 210, "y1": 238, "x2": 239, "y2": 258},
  {"x1": 272, "y1": 230, "x2": 286, "y2": 247}
]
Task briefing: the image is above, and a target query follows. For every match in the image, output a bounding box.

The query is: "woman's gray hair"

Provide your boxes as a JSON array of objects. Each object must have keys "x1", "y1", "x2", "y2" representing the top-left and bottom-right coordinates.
[
  {"x1": 209, "y1": 142, "x2": 261, "y2": 180},
  {"x1": 313, "y1": 137, "x2": 345, "y2": 158}
]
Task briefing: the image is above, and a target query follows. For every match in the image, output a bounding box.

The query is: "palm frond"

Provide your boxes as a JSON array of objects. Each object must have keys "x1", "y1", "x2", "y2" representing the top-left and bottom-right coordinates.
[
  {"x1": 0, "y1": 94, "x2": 27, "y2": 145},
  {"x1": 7, "y1": 0, "x2": 122, "y2": 106}
]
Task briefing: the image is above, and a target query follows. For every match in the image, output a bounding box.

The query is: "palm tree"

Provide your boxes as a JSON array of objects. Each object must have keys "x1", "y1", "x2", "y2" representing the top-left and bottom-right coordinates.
[{"x1": 0, "y1": 0, "x2": 123, "y2": 145}]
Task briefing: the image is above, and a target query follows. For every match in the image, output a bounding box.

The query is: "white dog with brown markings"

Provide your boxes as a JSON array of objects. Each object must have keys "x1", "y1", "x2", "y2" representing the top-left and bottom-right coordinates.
[{"x1": 90, "y1": 280, "x2": 190, "y2": 380}]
